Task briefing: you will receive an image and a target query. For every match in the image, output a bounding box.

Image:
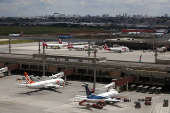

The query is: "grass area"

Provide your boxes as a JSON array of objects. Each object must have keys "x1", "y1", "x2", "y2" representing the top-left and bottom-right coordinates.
[
  {"x1": 0, "y1": 40, "x2": 37, "y2": 45},
  {"x1": 0, "y1": 26, "x2": 104, "y2": 36}
]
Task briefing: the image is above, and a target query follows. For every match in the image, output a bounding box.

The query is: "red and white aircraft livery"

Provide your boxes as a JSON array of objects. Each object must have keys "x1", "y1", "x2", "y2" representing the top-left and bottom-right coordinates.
[
  {"x1": 104, "y1": 43, "x2": 129, "y2": 52},
  {"x1": 68, "y1": 42, "x2": 88, "y2": 50},
  {"x1": 20, "y1": 72, "x2": 64, "y2": 89},
  {"x1": 42, "y1": 40, "x2": 65, "y2": 48},
  {"x1": 9, "y1": 32, "x2": 23, "y2": 37},
  {"x1": 59, "y1": 39, "x2": 89, "y2": 46},
  {"x1": 151, "y1": 32, "x2": 165, "y2": 37}
]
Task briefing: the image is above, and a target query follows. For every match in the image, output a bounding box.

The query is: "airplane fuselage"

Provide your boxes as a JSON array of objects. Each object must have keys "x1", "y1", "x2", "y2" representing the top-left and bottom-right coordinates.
[
  {"x1": 58, "y1": 35, "x2": 73, "y2": 39},
  {"x1": 9, "y1": 34, "x2": 21, "y2": 37},
  {"x1": 26, "y1": 78, "x2": 64, "y2": 89}
]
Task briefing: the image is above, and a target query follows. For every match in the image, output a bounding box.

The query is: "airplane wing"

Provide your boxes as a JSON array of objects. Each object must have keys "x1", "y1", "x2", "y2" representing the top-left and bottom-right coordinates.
[
  {"x1": 105, "y1": 98, "x2": 122, "y2": 102},
  {"x1": 15, "y1": 83, "x2": 26, "y2": 85},
  {"x1": 75, "y1": 95, "x2": 87, "y2": 98}
]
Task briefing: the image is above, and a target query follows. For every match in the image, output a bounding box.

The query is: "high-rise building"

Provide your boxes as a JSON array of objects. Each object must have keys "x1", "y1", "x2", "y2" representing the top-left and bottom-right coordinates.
[
  {"x1": 165, "y1": 14, "x2": 168, "y2": 17},
  {"x1": 125, "y1": 13, "x2": 127, "y2": 18},
  {"x1": 102, "y1": 14, "x2": 109, "y2": 18}
]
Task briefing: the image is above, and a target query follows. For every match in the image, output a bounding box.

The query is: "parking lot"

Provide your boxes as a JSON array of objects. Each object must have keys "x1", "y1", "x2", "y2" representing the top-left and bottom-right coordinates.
[{"x1": 0, "y1": 75, "x2": 170, "y2": 113}]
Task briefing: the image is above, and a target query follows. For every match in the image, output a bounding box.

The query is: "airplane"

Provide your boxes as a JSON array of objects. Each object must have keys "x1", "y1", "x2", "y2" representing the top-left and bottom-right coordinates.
[
  {"x1": 42, "y1": 40, "x2": 65, "y2": 48},
  {"x1": 75, "y1": 85, "x2": 121, "y2": 103},
  {"x1": 128, "y1": 31, "x2": 141, "y2": 35},
  {"x1": 59, "y1": 39, "x2": 89, "y2": 45},
  {"x1": 49, "y1": 72, "x2": 64, "y2": 79},
  {"x1": 100, "y1": 82, "x2": 115, "y2": 91},
  {"x1": 18, "y1": 72, "x2": 64, "y2": 89},
  {"x1": 104, "y1": 43, "x2": 129, "y2": 52},
  {"x1": 58, "y1": 34, "x2": 74, "y2": 39},
  {"x1": 151, "y1": 32, "x2": 164, "y2": 37},
  {"x1": 68, "y1": 42, "x2": 88, "y2": 51},
  {"x1": 9, "y1": 32, "x2": 23, "y2": 37}
]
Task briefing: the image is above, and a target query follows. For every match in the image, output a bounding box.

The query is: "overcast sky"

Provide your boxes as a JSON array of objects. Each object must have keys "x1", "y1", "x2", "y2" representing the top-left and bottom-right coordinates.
[{"x1": 0, "y1": 0, "x2": 170, "y2": 17}]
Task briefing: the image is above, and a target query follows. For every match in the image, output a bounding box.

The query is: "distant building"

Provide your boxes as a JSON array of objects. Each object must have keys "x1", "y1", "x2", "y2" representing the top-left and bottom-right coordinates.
[
  {"x1": 58, "y1": 14, "x2": 65, "y2": 17},
  {"x1": 102, "y1": 14, "x2": 109, "y2": 18},
  {"x1": 125, "y1": 13, "x2": 127, "y2": 18},
  {"x1": 165, "y1": 14, "x2": 168, "y2": 17}
]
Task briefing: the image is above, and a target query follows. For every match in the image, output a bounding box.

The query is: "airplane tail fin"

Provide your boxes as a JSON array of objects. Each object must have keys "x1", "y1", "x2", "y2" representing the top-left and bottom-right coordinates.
[
  {"x1": 24, "y1": 72, "x2": 35, "y2": 84},
  {"x1": 42, "y1": 40, "x2": 48, "y2": 46},
  {"x1": 59, "y1": 39, "x2": 62, "y2": 44},
  {"x1": 68, "y1": 42, "x2": 73, "y2": 48},
  {"x1": 85, "y1": 85, "x2": 92, "y2": 98},
  {"x1": 19, "y1": 32, "x2": 23, "y2": 36},
  {"x1": 104, "y1": 43, "x2": 110, "y2": 50},
  {"x1": 71, "y1": 34, "x2": 74, "y2": 37}
]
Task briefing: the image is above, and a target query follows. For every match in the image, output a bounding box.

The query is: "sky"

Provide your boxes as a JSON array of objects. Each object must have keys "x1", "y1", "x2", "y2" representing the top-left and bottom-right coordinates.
[{"x1": 0, "y1": 0, "x2": 170, "y2": 17}]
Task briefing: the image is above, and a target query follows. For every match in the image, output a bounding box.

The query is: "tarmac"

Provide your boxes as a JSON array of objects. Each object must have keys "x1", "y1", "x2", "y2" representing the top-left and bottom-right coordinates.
[
  {"x1": 0, "y1": 41, "x2": 170, "y2": 63},
  {"x1": 0, "y1": 75, "x2": 170, "y2": 113},
  {"x1": 0, "y1": 41, "x2": 170, "y2": 112}
]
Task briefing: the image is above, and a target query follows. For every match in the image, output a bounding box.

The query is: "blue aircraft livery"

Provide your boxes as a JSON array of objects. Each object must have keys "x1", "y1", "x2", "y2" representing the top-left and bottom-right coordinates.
[{"x1": 58, "y1": 34, "x2": 74, "y2": 39}]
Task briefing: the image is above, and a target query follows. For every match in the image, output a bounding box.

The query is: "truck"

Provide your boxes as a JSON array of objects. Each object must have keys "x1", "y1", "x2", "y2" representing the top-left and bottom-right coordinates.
[
  {"x1": 145, "y1": 96, "x2": 152, "y2": 105},
  {"x1": 129, "y1": 84, "x2": 136, "y2": 91},
  {"x1": 141, "y1": 86, "x2": 149, "y2": 93},
  {"x1": 136, "y1": 85, "x2": 143, "y2": 92},
  {"x1": 155, "y1": 87, "x2": 162, "y2": 94},
  {"x1": 149, "y1": 87, "x2": 156, "y2": 94}
]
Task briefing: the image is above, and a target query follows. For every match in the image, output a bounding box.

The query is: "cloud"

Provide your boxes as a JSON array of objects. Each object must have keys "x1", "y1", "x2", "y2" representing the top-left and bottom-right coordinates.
[{"x1": 0, "y1": 0, "x2": 169, "y2": 17}]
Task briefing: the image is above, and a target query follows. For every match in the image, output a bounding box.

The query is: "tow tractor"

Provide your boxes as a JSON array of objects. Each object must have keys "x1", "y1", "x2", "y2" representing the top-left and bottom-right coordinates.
[{"x1": 79, "y1": 100, "x2": 106, "y2": 109}]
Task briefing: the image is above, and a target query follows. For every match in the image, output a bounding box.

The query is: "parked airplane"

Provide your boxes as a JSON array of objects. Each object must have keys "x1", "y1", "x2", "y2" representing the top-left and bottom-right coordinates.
[
  {"x1": 18, "y1": 72, "x2": 64, "y2": 89},
  {"x1": 151, "y1": 32, "x2": 164, "y2": 37},
  {"x1": 58, "y1": 34, "x2": 74, "y2": 39},
  {"x1": 59, "y1": 39, "x2": 89, "y2": 45},
  {"x1": 42, "y1": 40, "x2": 65, "y2": 48},
  {"x1": 9, "y1": 32, "x2": 23, "y2": 37},
  {"x1": 75, "y1": 85, "x2": 120, "y2": 103},
  {"x1": 50, "y1": 72, "x2": 64, "y2": 79},
  {"x1": 104, "y1": 43, "x2": 129, "y2": 52},
  {"x1": 68, "y1": 42, "x2": 88, "y2": 50},
  {"x1": 128, "y1": 31, "x2": 141, "y2": 35}
]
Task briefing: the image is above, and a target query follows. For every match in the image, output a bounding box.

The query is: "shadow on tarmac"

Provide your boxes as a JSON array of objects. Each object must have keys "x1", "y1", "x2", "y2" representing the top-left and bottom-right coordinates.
[{"x1": 19, "y1": 88, "x2": 62, "y2": 96}]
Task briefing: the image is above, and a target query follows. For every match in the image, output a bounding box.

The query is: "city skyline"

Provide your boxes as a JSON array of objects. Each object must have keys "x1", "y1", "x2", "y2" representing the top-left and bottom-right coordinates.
[{"x1": 0, "y1": 0, "x2": 170, "y2": 17}]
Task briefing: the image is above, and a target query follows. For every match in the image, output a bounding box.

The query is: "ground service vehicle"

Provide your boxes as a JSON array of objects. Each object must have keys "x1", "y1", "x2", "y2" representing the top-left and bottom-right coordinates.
[
  {"x1": 145, "y1": 96, "x2": 152, "y2": 105},
  {"x1": 134, "y1": 101, "x2": 141, "y2": 108},
  {"x1": 129, "y1": 84, "x2": 136, "y2": 91},
  {"x1": 163, "y1": 99, "x2": 169, "y2": 107},
  {"x1": 149, "y1": 87, "x2": 156, "y2": 94},
  {"x1": 136, "y1": 85, "x2": 143, "y2": 92},
  {"x1": 155, "y1": 87, "x2": 162, "y2": 94},
  {"x1": 141, "y1": 86, "x2": 149, "y2": 93}
]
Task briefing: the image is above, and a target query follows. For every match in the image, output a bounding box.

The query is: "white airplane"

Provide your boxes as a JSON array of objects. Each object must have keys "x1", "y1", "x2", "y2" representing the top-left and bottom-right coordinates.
[
  {"x1": 9, "y1": 32, "x2": 23, "y2": 37},
  {"x1": 75, "y1": 85, "x2": 120, "y2": 103},
  {"x1": 42, "y1": 40, "x2": 65, "y2": 48},
  {"x1": 59, "y1": 39, "x2": 89, "y2": 46},
  {"x1": 68, "y1": 42, "x2": 88, "y2": 50},
  {"x1": 100, "y1": 82, "x2": 115, "y2": 90},
  {"x1": 151, "y1": 32, "x2": 164, "y2": 37},
  {"x1": 50, "y1": 72, "x2": 64, "y2": 79},
  {"x1": 104, "y1": 43, "x2": 129, "y2": 52},
  {"x1": 19, "y1": 72, "x2": 64, "y2": 89},
  {"x1": 128, "y1": 31, "x2": 141, "y2": 35}
]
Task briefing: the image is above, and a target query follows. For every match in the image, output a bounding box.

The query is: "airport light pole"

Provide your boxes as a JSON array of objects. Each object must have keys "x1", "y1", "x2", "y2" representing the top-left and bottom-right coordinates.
[
  {"x1": 9, "y1": 37, "x2": 11, "y2": 54},
  {"x1": 92, "y1": 32, "x2": 93, "y2": 49},
  {"x1": 153, "y1": 26, "x2": 155, "y2": 51},
  {"x1": 88, "y1": 41, "x2": 91, "y2": 57},
  {"x1": 155, "y1": 45, "x2": 158, "y2": 63},
  {"x1": 38, "y1": 40, "x2": 40, "y2": 54},
  {"x1": 43, "y1": 44, "x2": 45, "y2": 76},
  {"x1": 110, "y1": 32, "x2": 111, "y2": 47},
  {"x1": 93, "y1": 49, "x2": 97, "y2": 92}
]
